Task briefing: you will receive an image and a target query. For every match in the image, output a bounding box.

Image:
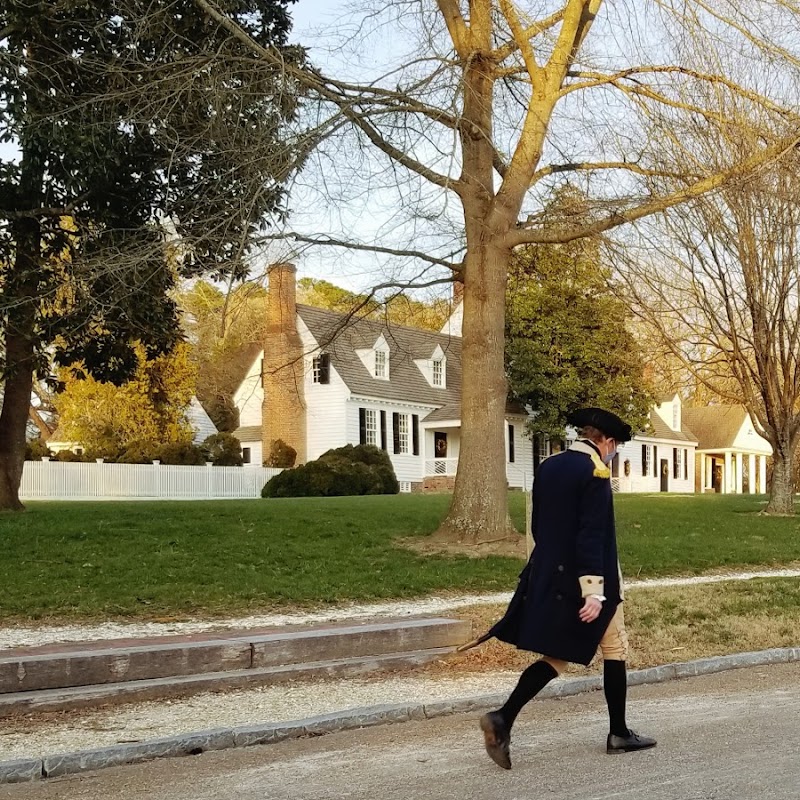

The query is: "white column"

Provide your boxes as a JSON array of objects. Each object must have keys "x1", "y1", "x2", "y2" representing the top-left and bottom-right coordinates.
[
  {"x1": 759, "y1": 455, "x2": 767, "y2": 494},
  {"x1": 735, "y1": 453, "x2": 743, "y2": 494},
  {"x1": 723, "y1": 452, "x2": 732, "y2": 494},
  {"x1": 748, "y1": 454, "x2": 756, "y2": 493}
]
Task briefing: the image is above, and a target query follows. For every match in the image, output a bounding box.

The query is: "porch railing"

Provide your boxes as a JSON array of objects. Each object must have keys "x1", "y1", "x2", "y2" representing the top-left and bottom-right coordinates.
[{"x1": 424, "y1": 458, "x2": 459, "y2": 476}]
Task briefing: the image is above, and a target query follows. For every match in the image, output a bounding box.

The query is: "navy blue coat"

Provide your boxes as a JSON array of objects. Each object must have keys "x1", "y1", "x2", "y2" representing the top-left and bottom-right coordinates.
[{"x1": 487, "y1": 442, "x2": 622, "y2": 666}]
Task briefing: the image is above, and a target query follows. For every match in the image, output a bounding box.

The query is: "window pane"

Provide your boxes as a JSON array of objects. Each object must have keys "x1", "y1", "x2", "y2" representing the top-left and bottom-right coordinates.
[
  {"x1": 375, "y1": 351, "x2": 386, "y2": 377},
  {"x1": 398, "y1": 413, "x2": 409, "y2": 453},
  {"x1": 365, "y1": 409, "x2": 378, "y2": 445}
]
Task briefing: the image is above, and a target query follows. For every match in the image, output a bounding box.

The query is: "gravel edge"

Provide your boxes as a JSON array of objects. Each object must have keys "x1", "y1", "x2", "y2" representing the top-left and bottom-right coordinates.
[{"x1": 3, "y1": 646, "x2": 799, "y2": 785}]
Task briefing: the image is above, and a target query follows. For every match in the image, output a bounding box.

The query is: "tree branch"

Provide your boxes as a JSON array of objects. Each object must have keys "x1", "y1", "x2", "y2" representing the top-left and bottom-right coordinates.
[
  {"x1": 192, "y1": 0, "x2": 457, "y2": 191},
  {"x1": 261, "y1": 232, "x2": 463, "y2": 271},
  {"x1": 493, "y1": 9, "x2": 566, "y2": 63},
  {"x1": 513, "y1": 131, "x2": 800, "y2": 245},
  {"x1": 531, "y1": 160, "x2": 703, "y2": 185}
]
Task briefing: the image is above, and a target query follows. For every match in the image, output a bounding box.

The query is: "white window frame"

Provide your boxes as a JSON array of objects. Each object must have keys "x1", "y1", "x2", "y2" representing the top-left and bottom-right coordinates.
[
  {"x1": 364, "y1": 409, "x2": 378, "y2": 446},
  {"x1": 642, "y1": 444, "x2": 651, "y2": 477},
  {"x1": 432, "y1": 359, "x2": 443, "y2": 386},
  {"x1": 311, "y1": 356, "x2": 323, "y2": 384},
  {"x1": 537, "y1": 437, "x2": 549, "y2": 462},
  {"x1": 374, "y1": 350, "x2": 387, "y2": 378},
  {"x1": 397, "y1": 413, "x2": 409, "y2": 454}
]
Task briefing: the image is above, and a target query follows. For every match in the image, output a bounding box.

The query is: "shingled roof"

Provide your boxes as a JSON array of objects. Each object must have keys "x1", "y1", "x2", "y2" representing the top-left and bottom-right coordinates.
[
  {"x1": 296, "y1": 305, "x2": 462, "y2": 407},
  {"x1": 681, "y1": 405, "x2": 748, "y2": 450},
  {"x1": 643, "y1": 410, "x2": 698, "y2": 443}
]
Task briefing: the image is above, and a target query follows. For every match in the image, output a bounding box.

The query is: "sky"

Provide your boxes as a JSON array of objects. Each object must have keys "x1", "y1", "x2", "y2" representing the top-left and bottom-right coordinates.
[{"x1": 280, "y1": 0, "x2": 441, "y2": 294}]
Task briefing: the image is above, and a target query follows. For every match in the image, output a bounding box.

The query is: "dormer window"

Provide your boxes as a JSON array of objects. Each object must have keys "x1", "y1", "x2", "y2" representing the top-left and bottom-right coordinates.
[
  {"x1": 414, "y1": 344, "x2": 447, "y2": 388},
  {"x1": 432, "y1": 359, "x2": 443, "y2": 387},
  {"x1": 356, "y1": 334, "x2": 390, "y2": 380},
  {"x1": 374, "y1": 350, "x2": 387, "y2": 378},
  {"x1": 312, "y1": 353, "x2": 330, "y2": 384}
]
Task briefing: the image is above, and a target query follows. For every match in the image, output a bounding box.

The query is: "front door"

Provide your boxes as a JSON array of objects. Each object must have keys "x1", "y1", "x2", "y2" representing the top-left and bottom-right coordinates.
[
  {"x1": 660, "y1": 459, "x2": 669, "y2": 492},
  {"x1": 434, "y1": 431, "x2": 448, "y2": 458}
]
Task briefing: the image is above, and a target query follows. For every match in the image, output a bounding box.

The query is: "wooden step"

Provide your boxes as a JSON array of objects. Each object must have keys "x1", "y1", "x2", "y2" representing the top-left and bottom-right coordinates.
[
  {"x1": 0, "y1": 647, "x2": 456, "y2": 717},
  {"x1": 0, "y1": 617, "x2": 470, "y2": 694}
]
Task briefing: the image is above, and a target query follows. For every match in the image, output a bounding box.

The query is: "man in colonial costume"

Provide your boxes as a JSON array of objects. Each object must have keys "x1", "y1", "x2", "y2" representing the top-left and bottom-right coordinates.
[{"x1": 467, "y1": 408, "x2": 656, "y2": 769}]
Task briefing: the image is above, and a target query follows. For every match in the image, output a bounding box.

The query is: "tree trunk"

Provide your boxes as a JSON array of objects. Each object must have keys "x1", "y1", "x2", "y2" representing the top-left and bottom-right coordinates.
[
  {"x1": 764, "y1": 439, "x2": 795, "y2": 515},
  {"x1": 436, "y1": 242, "x2": 514, "y2": 543},
  {"x1": 0, "y1": 216, "x2": 41, "y2": 512},
  {"x1": 0, "y1": 337, "x2": 36, "y2": 512}
]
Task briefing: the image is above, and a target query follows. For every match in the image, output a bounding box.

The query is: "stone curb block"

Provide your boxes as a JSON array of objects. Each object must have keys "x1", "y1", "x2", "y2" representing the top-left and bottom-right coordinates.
[
  {"x1": 0, "y1": 759, "x2": 43, "y2": 784},
  {"x1": 422, "y1": 694, "x2": 505, "y2": 719},
  {"x1": 4, "y1": 647, "x2": 800, "y2": 784},
  {"x1": 42, "y1": 729, "x2": 235, "y2": 779}
]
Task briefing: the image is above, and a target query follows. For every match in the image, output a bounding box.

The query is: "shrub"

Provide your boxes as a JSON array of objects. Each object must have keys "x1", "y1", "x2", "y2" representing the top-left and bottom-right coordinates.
[
  {"x1": 266, "y1": 438, "x2": 297, "y2": 468},
  {"x1": 84, "y1": 443, "x2": 126, "y2": 462},
  {"x1": 154, "y1": 441, "x2": 207, "y2": 466},
  {"x1": 262, "y1": 443, "x2": 399, "y2": 498},
  {"x1": 25, "y1": 439, "x2": 52, "y2": 461},
  {"x1": 52, "y1": 449, "x2": 87, "y2": 462},
  {"x1": 201, "y1": 433, "x2": 243, "y2": 466},
  {"x1": 118, "y1": 439, "x2": 161, "y2": 464}
]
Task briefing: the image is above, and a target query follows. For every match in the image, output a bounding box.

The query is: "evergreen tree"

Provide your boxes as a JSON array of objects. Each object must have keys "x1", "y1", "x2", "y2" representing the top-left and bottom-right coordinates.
[
  {"x1": 506, "y1": 192, "x2": 652, "y2": 438},
  {"x1": 0, "y1": 0, "x2": 302, "y2": 508}
]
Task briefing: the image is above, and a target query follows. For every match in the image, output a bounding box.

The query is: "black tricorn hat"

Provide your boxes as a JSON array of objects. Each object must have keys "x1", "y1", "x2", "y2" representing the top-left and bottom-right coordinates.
[{"x1": 567, "y1": 407, "x2": 632, "y2": 443}]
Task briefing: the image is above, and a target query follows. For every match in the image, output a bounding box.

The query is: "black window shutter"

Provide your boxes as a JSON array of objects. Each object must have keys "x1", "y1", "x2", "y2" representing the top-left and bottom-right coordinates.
[
  {"x1": 359, "y1": 408, "x2": 367, "y2": 446},
  {"x1": 673, "y1": 447, "x2": 679, "y2": 479},
  {"x1": 392, "y1": 412, "x2": 400, "y2": 454},
  {"x1": 412, "y1": 415, "x2": 419, "y2": 456},
  {"x1": 684, "y1": 448, "x2": 688, "y2": 480},
  {"x1": 380, "y1": 411, "x2": 387, "y2": 451},
  {"x1": 641, "y1": 444, "x2": 647, "y2": 477},
  {"x1": 653, "y1": 447, "x2": 658, "y2": 477},
  {"x1": 319, "y1": 353, "x2": 330, "y2": 384},
  {"x1": 508, "y1": 424, "x2": 515, "y2": 463}
]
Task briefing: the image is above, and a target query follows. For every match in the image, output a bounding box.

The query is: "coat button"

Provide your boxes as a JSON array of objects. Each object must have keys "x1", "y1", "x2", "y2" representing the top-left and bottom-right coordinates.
[
  {"x1": 556, "y1": 593, "x2": 563, "y2": 601},
  {"x1": 557, "y1": 565, "x2": 564, "y2": 572}
]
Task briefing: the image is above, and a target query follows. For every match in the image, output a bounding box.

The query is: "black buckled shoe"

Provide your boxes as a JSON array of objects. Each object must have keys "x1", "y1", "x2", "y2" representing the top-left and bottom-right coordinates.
[
  {"x1": 606, "y1": 729, "x2": 657, "y2": 754},
  {"x1": 479, "y1": 711, "x2": 512, "y2": 769}
]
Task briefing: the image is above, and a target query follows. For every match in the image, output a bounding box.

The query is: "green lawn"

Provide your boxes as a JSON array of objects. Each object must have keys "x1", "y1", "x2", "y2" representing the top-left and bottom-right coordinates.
[
  {"x1": 614, "y1": 493, "x2": 800, "y2": 577},
  {"x1": 1, "y1": 493, "x2": 799, "y2": 625}
]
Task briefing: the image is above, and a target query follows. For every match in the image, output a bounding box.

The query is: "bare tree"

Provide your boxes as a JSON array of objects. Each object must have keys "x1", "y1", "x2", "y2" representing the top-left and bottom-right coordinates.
[
  {"x1": 617, "y1": 145, "x2": 800, "y2": 514},
  {"x1": 195, "y1": 0, "x2": 800, "y2": 542}
]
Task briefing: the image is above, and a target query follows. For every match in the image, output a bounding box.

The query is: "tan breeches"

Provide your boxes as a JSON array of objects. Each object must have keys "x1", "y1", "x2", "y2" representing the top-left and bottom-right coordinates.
[{"x1": 542, "y1": 604, "x2": 629, "y2": 675}]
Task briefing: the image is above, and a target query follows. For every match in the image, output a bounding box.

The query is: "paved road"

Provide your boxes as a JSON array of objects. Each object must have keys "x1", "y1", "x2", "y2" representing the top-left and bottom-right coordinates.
[{"x1": 4, "y1": 663, "x2": 800, "y2": 799}]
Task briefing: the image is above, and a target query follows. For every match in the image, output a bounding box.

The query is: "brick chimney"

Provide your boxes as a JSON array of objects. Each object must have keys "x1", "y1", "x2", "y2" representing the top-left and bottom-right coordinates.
[{"x1": 262, "y1": 262, "x2": 306, "y2": 464}]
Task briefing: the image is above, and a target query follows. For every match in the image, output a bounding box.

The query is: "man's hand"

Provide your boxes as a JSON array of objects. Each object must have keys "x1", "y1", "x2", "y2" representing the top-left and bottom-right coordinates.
[{"x1": 579, "y1": 596, "x2": 603, "y2": 623}]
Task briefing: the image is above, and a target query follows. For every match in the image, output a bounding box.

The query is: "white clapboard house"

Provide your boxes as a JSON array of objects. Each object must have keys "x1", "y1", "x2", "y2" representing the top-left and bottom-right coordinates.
[{"x1": 232, "y1": 263, "x2": 531, "y2": 492}]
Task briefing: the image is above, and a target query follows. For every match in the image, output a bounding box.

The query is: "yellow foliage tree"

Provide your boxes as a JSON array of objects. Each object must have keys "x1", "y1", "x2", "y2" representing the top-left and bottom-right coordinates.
[{"x1": 53, "y1": 342, "x2": 197, "y2": 458}]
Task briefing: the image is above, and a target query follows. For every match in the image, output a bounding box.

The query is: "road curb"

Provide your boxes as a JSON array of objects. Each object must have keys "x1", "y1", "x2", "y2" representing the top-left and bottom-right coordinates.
[{"x1": 3, "y1": 647, "x2": 799, "y2": 784}]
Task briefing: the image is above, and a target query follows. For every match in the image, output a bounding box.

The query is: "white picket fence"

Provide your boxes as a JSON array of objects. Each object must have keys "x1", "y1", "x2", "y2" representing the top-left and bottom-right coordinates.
[{"x1": 20, "y1": 460, "x2": 283, "y2": 501}]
